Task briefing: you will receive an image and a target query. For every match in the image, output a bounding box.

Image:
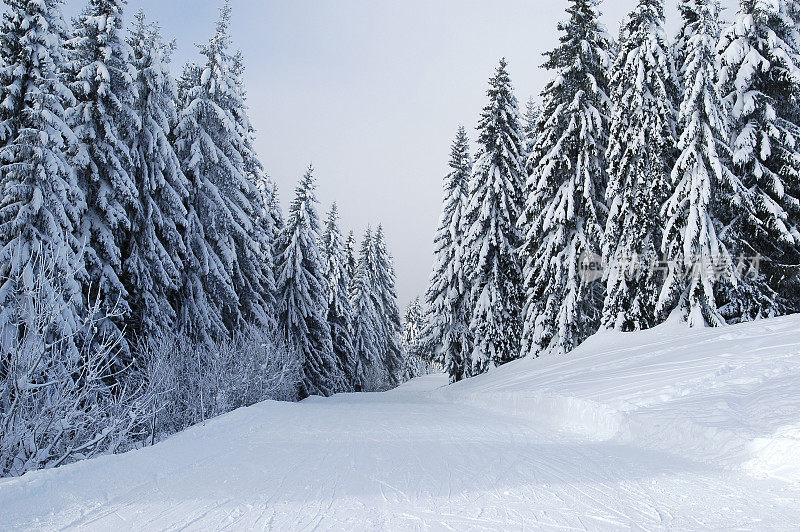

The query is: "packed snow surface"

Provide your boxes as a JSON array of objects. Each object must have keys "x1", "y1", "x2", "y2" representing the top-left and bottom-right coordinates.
[{"x1": 3, "y1": 316, "x2": 800, "y2": 530}]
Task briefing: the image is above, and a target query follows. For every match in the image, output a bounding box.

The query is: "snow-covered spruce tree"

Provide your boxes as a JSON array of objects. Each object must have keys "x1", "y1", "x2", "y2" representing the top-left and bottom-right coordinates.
[
  {"x1": 174, "y1": 3, "x2": 272, "y2": 340},
  {"x1": 602, "y1": 0, "x2": 678, "y2": 332},
  {"x1": 67, "y1": 0, "x2": 139, "y2": 359},
  {"x1": 401, "y1": 297, "x2": 427, "y2": 378},
  {"x1": 321, "y1": 203, "x2": 357, "y2": 390},
  {"x1": 402, "y1": 297, "x2": 424, "y2": 350},
  {"x1": 255, "y1": 173, "x2": 284, "y2": 322},
  {"x1": 658, "y1": 0, "x2": 740, "y2": 327},
  {"x1": 275, "y1": 167, "x2": 344, "y2": 398},
  {"x1": 462, "y1": 59, "x2": 526, "y2": 375},
  {"x1": 717, "y1": 0, "x2": 800, "y2": 320},
  {"x1": 248, "y1": 169, "x2": 279, "y2": 330},
  {"x1": 123, "y1": 12, "x2": 188, "y2": 339},
  {"x1": 349, "y1": 228, "x2": 382, "y2": 391},
  {"x1": 0, "y1": 0, "x2": 86, "y2": 357},
  {"x1": 520, "y1": 0, "x2": 611, "y2": 357},
  {"x1": 345, "y1": 230, "x2": 357, "y2": 282},
  {"x1": 424, "y1": 126, "x2": 473, "y2": 382},
  {"x1": 523, "y1": 97, "x2": 542, "y2": 156},
  {"x1": 371, "y1": 226, "x2": 405, "y2": 387}
]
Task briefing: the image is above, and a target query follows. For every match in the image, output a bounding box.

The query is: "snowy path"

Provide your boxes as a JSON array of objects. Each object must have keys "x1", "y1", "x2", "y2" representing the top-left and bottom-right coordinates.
[{"x1": 4, "y1": 317, "x2": 800, "y2": 530}]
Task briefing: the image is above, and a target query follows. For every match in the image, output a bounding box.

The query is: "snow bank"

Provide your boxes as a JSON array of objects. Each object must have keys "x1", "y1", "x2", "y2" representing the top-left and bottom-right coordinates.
[{"x1": 440, "y1": 315, "x2": 800, "y2": 482}]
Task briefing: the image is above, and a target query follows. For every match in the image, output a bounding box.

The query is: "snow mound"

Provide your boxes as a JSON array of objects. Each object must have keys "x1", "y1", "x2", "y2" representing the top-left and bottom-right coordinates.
[{"x1": 442, "y1": 314, "x2": 800, "y2": 481}]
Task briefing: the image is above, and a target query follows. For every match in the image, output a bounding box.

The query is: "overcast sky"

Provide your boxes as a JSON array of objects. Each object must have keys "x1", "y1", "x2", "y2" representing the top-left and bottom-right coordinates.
[{"x1": 64, "y1": 0, "x2": 739, "y2": 310}]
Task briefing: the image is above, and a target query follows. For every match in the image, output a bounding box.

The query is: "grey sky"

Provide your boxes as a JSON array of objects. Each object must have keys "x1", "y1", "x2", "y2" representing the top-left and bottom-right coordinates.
[{"x1": 64, "y1": 0, "x2": 739, "y2": 310}]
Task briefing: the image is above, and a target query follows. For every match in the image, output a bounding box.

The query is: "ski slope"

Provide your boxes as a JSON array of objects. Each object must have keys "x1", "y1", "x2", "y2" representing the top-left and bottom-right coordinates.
[{"x1": 3, "y1": 316, "x2": 800, "y2": 530}]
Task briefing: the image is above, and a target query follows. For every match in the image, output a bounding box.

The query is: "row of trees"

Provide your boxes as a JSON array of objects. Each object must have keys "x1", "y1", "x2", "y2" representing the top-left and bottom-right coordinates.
[
  {"x1": 278, "y1": 168, "x2": 406, "y2": 396},
  {"x1": 0, "y1": 0, "x2": 407, "y2": 476},
  {"x1": 423, "y1": 0, "x2": 800, "y2": 383}
]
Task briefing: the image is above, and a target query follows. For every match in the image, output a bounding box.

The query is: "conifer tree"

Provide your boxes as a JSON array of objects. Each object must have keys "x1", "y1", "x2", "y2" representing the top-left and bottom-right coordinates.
[
  {"x1": 523, "y1": 97, "x2": 542, "y2": 155},
  {"x1": 462, "y1": 59, "x2": 526, "y2": 374},
  {"x1": 123, "y1": 12, "x2": 188, "y2": 339},
  {"x1": 321, "y1": 203, "x2": 357, "y2": 390},
  {"x1": 174, "y1": 3, "x2": 271, "y2": 339},
  {"x1": 345, "y1": 230, "x2": 357, "y2": 282},
  {"x1": 424, "y1": 126, "x2": 472, "y2": 382},
  {"x1": 602, "y1": 0, "x2": 678, "y2": 331},
  {"x1": 402, "y1": 297, "x2": 424, "y2": 350},
  {"x1": 350, "y1": 228, "x2": 381, "y2": 391},
  {"x1": 371, "y1": 226, "x2": 405, "y2": 387},
  {"x1": 717, "y1": 0, "x2": 800, "y2": 319},
  {"x1": 67, "y1": 0, "x2": 139, "y2": 358},
  {"x1": 249, "y1": 169, "x2": 279, "y2": 329},
  {"x1": 520, "y1": 0, "x2": 611, "y2": 357},
  {"x1": 0, "y1": 0, "x2": 85, "y2": 356},
  {"x1": 275, "y1": 167, "x2": 343, "y2": 398},
  {"x1": 401, "y1": 296, "x2": 427, "y2": 379},
  {"x1": 658, "y1": 0, "x2": 740, "y2": 327}
]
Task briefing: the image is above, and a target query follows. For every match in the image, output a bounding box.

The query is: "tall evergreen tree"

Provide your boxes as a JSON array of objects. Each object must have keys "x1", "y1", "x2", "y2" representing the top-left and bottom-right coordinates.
[
  {"x1": 344, "y1": 230, "x2": 357, "y2": 282},
  {"x1": 520, "y1": 0, "x2": 611, "y2": 357},
  {"x1": 249, "y1": 169, "x2": 279, "y2": 329},
  {"x1": 402, "y1": 297, "x2": 424, "y2": 350},
  {"x1": 349, "y1": 228, "x2": 381, "y2": 391},
  {"x1": 275, "y1": 166, "x2": 343, "y2": 398},
  {"x1": 462, "y1": 59, "x2": 526, "y2": 374},
  {"x1": 717, "y1": 0, "x2": 800, "y2": 319},
  {"x1": 371, "y1": 226, "x2": 405, "y2": 388},
  {"x1": 658, "y1": 0, "x2": 740, "y2": 327},
  {"x1": 523, "y1": 96, "x2": 542, "y2": 155},
  {"x1": 67, "y1": 0, "x2": 139, "y2": 358},
  {"x1": 321, "y1": 203, "x2": 357, "y2": 390},
  {"x1": 123, "y1": 12, "x2": 188, "y2": 339},
  {"x1": 0, "y1": 0, "x2": 85, "y2": 356},
  {"x1": 174, "y1": 3, "x2": 271, "y2": 339},
  {"x1": 602, "y1": 0, "x2": 678, "y2": 331},
  {"x1": 424, "y1": 126, "x2": 473, "y2": 383}
]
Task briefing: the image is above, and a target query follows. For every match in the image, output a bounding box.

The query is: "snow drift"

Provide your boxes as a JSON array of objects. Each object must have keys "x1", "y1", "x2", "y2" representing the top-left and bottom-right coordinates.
[{"x1": 444, "y1": 314, "x2": 800, "y2": 482}]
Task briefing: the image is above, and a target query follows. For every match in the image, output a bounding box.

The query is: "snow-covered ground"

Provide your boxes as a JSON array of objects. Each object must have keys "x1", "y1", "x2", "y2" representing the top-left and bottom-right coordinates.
[{"x1": 3, "y1": 316, "x2": 800, "y2": 530}]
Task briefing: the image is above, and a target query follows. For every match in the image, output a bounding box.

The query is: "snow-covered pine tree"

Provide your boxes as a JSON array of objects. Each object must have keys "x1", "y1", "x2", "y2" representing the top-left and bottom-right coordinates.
[
  {"x1": 658, "y1": 0, "x2": 740, "y2": 327},
  {"x1": 0, "y1": 0, "x2": 86, "y2": 356},
  {"x1": 402, "y1": 297, "x2": 424, "y2": 350},
  {"x1": 174, "y1": 3, "x2": 272, "y2": 339},
  {"x1": 345, "y1": 230, "x2": 357, "y2": 282},
  {"x1": 67, "y1": 0, "x2": 139, "y2": 358},
  {"x1": 123, "y1": 11, "x2": 188, "y2": 339},
  {"x1": 523, "y1": 97, "x2": 542, "y2": 156},
  {"x1": 321, "y1": 203, "x2": 357, "y2": 390},
  {"x1": 275, "y1": 166, "x2": 344, "y2": 398},
  {"x1": 401, "y1": 296, "x2": 427, "y2": 379},
  {"x1": 602, "y1": 0, "x2": 678, "y2": 332},
  {"x1": 462, "y1": 59, "x2": 526, "y2": 375},
  {"x1": 520, "y1": 0, "x2": 611, "y2": 357},
  {"x1": 371, "y1": 226, "x2": 405, "y2": 388},
  {"x1": 717, "y1": 0, "x2": 800, "y2": 319},
  {"x1": 424, "y1": 126, "x2": 473, "y2": 382},
  {"x1": 349, "y1": 228, "x2": 382, "y2": 391},
  {"x1": 258, "y1": 175, "x2": 284, "y2": 244}
]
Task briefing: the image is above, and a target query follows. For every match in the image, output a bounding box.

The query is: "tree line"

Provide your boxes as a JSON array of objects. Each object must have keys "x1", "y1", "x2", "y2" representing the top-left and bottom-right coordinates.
[
  {"x1": 0, "y1": 0, "x2": 408, "y2": 476},
  {"x1": 421, "y1": 0, "x2": 800, "y2": 383}
]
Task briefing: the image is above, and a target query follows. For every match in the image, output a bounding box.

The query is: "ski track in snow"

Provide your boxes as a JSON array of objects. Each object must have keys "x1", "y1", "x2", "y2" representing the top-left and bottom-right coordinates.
[{"x1": 3, "y1": 317, "x2": 800, "y2": 530}]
